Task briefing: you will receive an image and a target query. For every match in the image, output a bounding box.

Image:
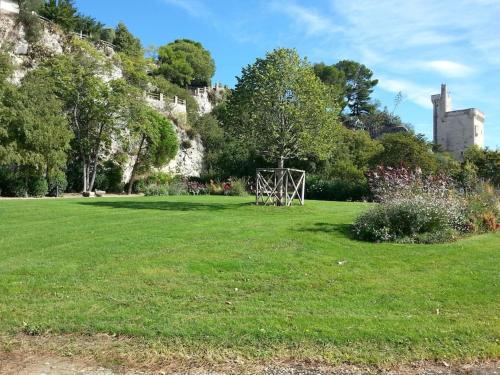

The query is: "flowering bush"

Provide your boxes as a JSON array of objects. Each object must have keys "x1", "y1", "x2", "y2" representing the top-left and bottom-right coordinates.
[
  {"x1": 353, "y1": 194, "x2": 469, "y2": 243},
  {"x1": 353, "y1": 166, "x2": 497, "y2": 244}
]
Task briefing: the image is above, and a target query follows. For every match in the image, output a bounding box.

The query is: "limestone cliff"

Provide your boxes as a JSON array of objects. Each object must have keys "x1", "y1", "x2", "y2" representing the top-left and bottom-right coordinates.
[{"x1": 0, "y1": 11, "x2": 205, "y2": 178}]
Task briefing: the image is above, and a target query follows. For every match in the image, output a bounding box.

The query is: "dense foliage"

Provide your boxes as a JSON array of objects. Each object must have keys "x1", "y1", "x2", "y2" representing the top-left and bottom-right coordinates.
[
  {"x1": 353, "y1": 166, "x2": 498, "y2": 243},
  {"x1": 157, "y1": 39, "x2": 215, "y2": 87},
  {"x1": 225, "y1": 48, "x2": 341, "y2": 169}
]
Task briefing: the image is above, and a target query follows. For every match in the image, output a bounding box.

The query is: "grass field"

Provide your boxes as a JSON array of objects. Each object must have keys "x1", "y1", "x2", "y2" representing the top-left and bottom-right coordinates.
[{"x1": 0, "y1": 195, "x2": 498, "y2": 364}]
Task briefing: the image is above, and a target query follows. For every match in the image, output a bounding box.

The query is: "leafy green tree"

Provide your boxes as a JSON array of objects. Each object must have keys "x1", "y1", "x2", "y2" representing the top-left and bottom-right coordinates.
[
  {"x1": 335, "y1": 60, "x2": 378, "y2": 116},
  {"x1": 193, "y1": 113, "x2": 224, "y2": 174},
  {"x1": 73, "y1": 14, "x2": 104, "y2": 40},
  {"x1": 113, "y1": 22, "x2": 143, "y2": 57},
  {"x1": 157, "y1": 39, "x2": 215, "y2": 87},
  {"x1": 464, "y1": 145, "x2": 500, "y2": 186},
  {"x1": 16, "y1": 68, "x2": 72, "y2": 183},
  {"x1": 313, "y1": 62, "x2": 345, "y2": 110},
  {"x1": 45, "y1": 40, "x2": 130, "y2": 192},
  {"x1": 39, "y1": 0, "x2": 78, "y2": 31},
  {"x1": 372, "y1": 132, "x2": 437, "y2": 173},
  {"x1": 0, "y1": 54, "x2": 71, "y2": 196},
  {"x1": 226, "y1": 48, "x2": 341, "y2": 169},
  {"x1": 127, "y1": 104, "x2": 178, "y2": 194}
]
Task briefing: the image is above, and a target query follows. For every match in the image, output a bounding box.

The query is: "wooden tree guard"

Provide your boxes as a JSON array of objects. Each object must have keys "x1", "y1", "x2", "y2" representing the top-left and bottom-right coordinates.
[{"x1": 256, "y1": 168, "x2": 306, "y2": 206}]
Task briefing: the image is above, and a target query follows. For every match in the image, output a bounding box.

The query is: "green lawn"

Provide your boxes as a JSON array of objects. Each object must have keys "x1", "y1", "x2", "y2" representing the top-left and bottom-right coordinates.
[{"x1": 0, "y1": 195, "x2": 498, "y2": 364}]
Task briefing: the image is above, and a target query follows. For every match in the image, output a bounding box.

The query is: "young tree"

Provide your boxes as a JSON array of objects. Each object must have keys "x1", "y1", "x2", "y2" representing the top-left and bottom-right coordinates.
[
  {"x1": 157, "y1": 39, "x2": 215, "y2": 87},
  {"x1": 127, "y1": 104, "x2": 178, "y2": 194},
  {"x1": 225, "y1": 48, "x2": 341, "y2": 170}
]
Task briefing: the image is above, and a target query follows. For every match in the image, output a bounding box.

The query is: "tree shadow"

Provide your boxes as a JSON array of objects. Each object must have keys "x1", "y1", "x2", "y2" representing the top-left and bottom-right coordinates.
[
  {"x1": 298, "y1": 222, "x2": 355, "y2": 238},
  {"x1": 77, "y1": 199, "x2": 252, "y2": 212}
]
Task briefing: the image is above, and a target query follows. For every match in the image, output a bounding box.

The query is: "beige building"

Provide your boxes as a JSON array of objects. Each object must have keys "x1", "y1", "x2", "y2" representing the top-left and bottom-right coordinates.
[{"x1": 431, "y1": 84, "x2": 484, "y2": 160}]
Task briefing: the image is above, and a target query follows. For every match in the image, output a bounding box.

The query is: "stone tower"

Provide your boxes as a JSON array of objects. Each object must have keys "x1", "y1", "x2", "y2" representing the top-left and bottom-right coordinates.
[{"x1": 431, "y1": 84, "x2": 484, "y2": 160}]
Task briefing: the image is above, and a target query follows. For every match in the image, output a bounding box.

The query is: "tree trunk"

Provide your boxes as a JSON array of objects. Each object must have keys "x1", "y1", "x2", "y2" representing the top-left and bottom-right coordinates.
[
  {"x1": 88, "y1": 124, "x2": 105, "y2": 192},
  {"x1": 82, "y1": 159, "x2": 87, "y2": 193},
  {"x1": 277, "y1": 157, "x2": 285, "y2": 206},
  {"x1": 127, "y1": 134, "x2": 146, "y2": 195}
]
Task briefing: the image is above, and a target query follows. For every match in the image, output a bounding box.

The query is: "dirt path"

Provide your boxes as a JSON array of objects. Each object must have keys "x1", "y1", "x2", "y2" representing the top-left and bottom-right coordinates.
[
  {"x1": 1, "y1": 353, "x2": 498, "y2": 375},
  {"x1": 1, "y1": 335, "x2": 498, "y2": 375}
]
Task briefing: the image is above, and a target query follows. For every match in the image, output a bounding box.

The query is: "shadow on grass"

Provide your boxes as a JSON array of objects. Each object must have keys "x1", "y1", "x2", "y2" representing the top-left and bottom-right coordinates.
[
  {"x1": 77, "y1": 199, "x2": 252, "y2": 212},
  {"x1": 299, "y1": 222, "x2": 355, "y2": 238}
]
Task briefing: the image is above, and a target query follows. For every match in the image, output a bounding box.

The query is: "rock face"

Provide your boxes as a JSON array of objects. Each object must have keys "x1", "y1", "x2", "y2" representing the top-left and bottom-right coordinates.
[
  {"x1": 0, "y1": 12, "x2": 205, "y2": 178},
  {"x1": 161, "y1": 127, "x2": 204, "y2": 177}
]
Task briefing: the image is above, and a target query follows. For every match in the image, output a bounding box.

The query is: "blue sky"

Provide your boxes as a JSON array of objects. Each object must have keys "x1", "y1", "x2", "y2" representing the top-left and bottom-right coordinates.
[{"x1": 75, "y1": 0, "x2": 500, "y2": 148}]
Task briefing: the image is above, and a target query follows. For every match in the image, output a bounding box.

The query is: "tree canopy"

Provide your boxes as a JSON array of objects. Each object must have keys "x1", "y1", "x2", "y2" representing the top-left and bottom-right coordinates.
[
  {"x1": 373, "y1": 132, "x2": 437, "y2": 173},
  {"x1": 157, "y1": 39, "x2": 215, "y2": 87},
  {"x1": 113, "y1": 22, "x2": 143, "y2": 57},
  {"x1": 225, "y1": 48, "x2": 341, "y2": 168}
]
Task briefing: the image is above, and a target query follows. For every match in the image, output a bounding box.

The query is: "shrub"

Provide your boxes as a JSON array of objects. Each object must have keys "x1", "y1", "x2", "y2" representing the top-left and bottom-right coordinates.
[
  {"x1": 167, "y1": 179, "x2": 188, "y2": 195},
  {"x1": 226, "y1": 178, "x2": 248, "y2": 196},
  {"x1": 352, "y1": 166, "x2": 483, "y2": 244},
  {"x1": 187, "y1": 181, "x2": 208, "y2": 195},
  {"x1": 94, "y1": 160, "x2": 124, "y2": 193},
  {"x1": 209, "y1": 180, "x2": 223, "y2": 195},
  {"x1": 353, "y1": 194, "x2": 469, "y2": 243},
  {"x1": 12, "y1": 180, "x2": 28, "y2": 198},
  {"x1": 466, "y1": 182, "x2": 499, "y2": 233},
  {"x1": 48, "y1": 172, "x2": 68, "y2": 197},
  {"x1": 143, "y1": 184, "x2": 169, "y2": 196},
  {"x1": 306, "y1": 176, "x2": 370, "y2": 201},
  {"x1": 29, "y1": 178, "x2": 48, "y2": 198}
]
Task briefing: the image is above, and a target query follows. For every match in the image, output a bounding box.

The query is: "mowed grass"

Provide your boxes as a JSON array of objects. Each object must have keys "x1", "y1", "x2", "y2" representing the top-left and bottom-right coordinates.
[{"x1": 0, "y1": 195, "x2": 498, "y2": 364}]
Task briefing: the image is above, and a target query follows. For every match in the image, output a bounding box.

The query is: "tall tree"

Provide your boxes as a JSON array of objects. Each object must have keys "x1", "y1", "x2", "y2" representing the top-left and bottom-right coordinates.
[
  {"x1": 46, "y1": 40, "x2": 129, "y2": 192},
  {"x1": 113, "y1": 22, "x2": 143, "y2": 57},
  {"x1": 313, "y1": 62, "x2": 346, "y2": 110},
  {"x1": 335, "y1": 60, "x2": 378, "y2": 116},
  {"x1": 16, "y1": 68, "x2": 72, "y2": 183},
  {"x1": 39, "y1": 0, "x2": 78, "y2": 31},
  {"x1": 225, "y1": 48, "x2": 341, "y2": 169},
  {"x1": 157, "y1": 39, "x2": 215, "y2": 87}
]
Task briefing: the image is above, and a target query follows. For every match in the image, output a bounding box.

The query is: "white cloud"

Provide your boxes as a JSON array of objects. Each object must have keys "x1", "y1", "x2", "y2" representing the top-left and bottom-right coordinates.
[
  {"x1": 422, "y1": 60, "x2": 474, "y2": 77},
  {"x1": 162, "y1": 0, "x2": 211, "y2": 18},
  {"x1": 268, "y1": 2, "x2": 343, "y2": 36}
]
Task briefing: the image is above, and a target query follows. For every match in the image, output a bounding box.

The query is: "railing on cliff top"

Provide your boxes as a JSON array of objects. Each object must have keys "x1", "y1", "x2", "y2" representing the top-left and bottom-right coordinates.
[
  {"x1": 145, "y1": 91, "x2": 186, "y2": 107},
  {"x1": 190, "y1": 83, "x2": 229, "y2": 96},
  {"x1": 34, "y1": 13, "x2": 117, "y2": 51}
]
